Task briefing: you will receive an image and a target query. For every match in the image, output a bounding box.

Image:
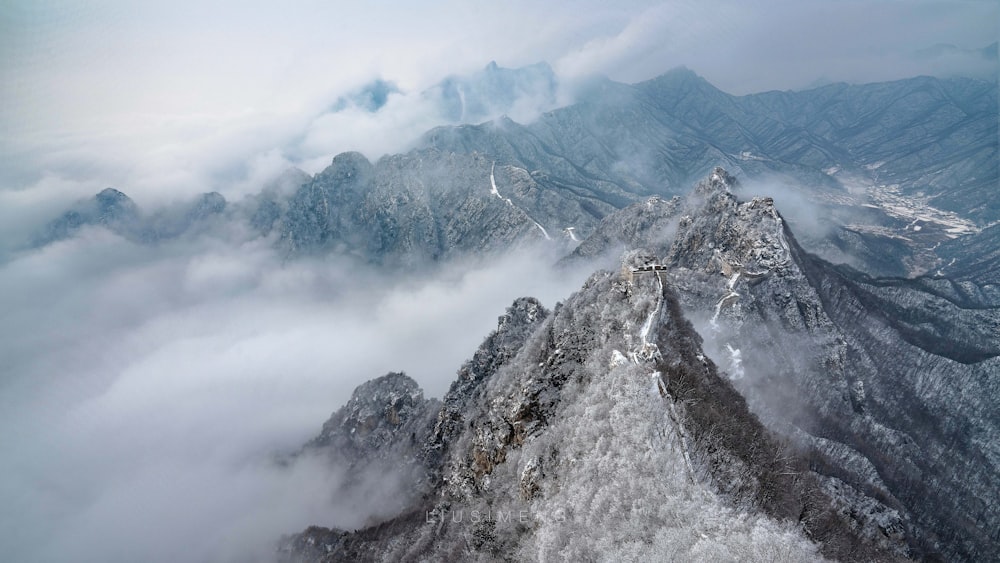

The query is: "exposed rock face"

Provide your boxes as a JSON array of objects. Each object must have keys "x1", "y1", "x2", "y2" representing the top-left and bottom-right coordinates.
[
  {"x1": 283, "y1": 168, "x2": 995, "y2": 562},
  {"x1": 305, "y1": 372, "x2": 438, "y2": 469},
  {"x1": 285, "y1": 174, "x2": 991, "y2": 561},
  {"x1": 296, "y1": 372, "x2": 440, "y2": 534},
  {"x1": 282, "y1": 275, "x2": 829, "y2": 561},
  {"x1": 566, "y1": 194, "x2": 682, "y2": 262},
  {"x1": 569, "y1": 168, "x2": 999, "y2": 561},
  {"x1": 424, "y1": 297, "x2": 550, "y2": 477}
]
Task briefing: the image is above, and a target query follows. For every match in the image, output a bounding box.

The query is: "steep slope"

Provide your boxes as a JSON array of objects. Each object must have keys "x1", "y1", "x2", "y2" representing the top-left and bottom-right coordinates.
[
  {"x1": 281, "y1": 168, "x2": 996, "y2": 561},
  {"x1": 421, "y1": 68, "x2": 998, "y2": 276},
  {"x1": 282, "y1": 273, "x2": 853, "y2": 561},
  {"x1": 304, "y1": 372, "x2": 439, "y2": 474},
  {"x1": 281, "y1": 174, "x2": 937, "y2": 561},
  {"x1": 569, "y1": 168, "x2": 1000, "y2": 561},
  {"x1": 738, "y1": 75, "x2": 998, "y2": 221},
  {"x1": 937, "y1": 223, "x2": 1000, "y2": 300},
  {"x1": 295, "y1": 373, "x2": 442, "y2": 529},
  {"x1": 278, "y1": 148, "x2": 614, "y2": 262}
]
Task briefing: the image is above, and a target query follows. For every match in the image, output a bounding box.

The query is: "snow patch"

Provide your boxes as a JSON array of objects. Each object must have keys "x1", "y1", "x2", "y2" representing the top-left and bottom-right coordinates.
[
  {"x1": 709, "y1": 272, "x2": 740, "y2": 329},
  {"x1": 490, "y1": 162, "x2": 551, "y2": 240},
  {"x1": 489, "y1": 162, "x2": 517, "y2": 210},
  {"x1": 532, "y1": 221, "x2": 551, "y2": 240},
  {"x1": 866, "y1": 183, "x2": 979, "y2": 238},
  {"x1": 610, "y1": 349, "x2": 629, "y2": 368}
]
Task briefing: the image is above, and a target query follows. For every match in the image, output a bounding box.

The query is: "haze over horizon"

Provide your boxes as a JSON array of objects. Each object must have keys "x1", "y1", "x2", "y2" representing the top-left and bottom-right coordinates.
[{"x1": 2, "y1": 0, "x2": 996, "y2": 208}]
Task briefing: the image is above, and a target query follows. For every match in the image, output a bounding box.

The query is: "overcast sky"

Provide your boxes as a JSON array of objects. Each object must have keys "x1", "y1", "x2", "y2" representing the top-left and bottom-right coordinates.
[{"x1": 1, "y1": 0, "x2": 997, "y2": 207}]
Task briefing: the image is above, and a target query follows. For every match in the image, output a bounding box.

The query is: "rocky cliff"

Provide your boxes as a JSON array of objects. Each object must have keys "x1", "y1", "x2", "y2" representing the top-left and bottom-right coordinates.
[
  {"x1": 568, "y1": 168, "x2": 1000, "y2": 561},
  {"x1": 277, "y1": 168, "x2": 1000, "y2": 561}
]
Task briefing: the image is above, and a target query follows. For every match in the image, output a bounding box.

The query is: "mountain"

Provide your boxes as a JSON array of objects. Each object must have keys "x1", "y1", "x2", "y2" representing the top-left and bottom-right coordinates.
[
  {"x1": 329, "y1": 80, "x2": 402, "y2": 113},
  {"x1": 276, "y1": 150, "x2": 556, "y2": 263},
  {"x1": 34, "y1": 188, "x2": 141, "y2": 245},
  {"x1": 420, "y1": 67, "x2": 998, "y2": 277},
  {"x1": 243, "y1": 69, "x2": 1000, "y2": 274},
  {"x1": 915, "y1": 42, "x2": 999, "y2": 64},
  {"x1": 33, "y1": 65, "x2": 997, "y2": 279},
  {"x1": 324, "y1": 62, "x2": 558, "y2": 124},
  {"x1": 566, "y1": 169, "x2": 1000, "y2": 560},
  {"x1": 281, "y1": 169, "x2": 999, "y2": 562},
  {"x1": 282, "y1": 251, "x2": 890, "y2": 561},
  {"x1": 34, "y1": 188, "x2": 228, "y2": 247},
  {"x1": 290, "y1": 372, "x2": 442, "y2": 530}
]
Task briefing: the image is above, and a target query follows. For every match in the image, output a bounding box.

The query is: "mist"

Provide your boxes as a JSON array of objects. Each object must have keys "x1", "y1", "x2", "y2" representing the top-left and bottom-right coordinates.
[
  {"x1": 3, "y1": 1, "x2": 994, "y2": 205},
  {"x1": 0, "y1": 224, "x2": 590, "y2": 563}
]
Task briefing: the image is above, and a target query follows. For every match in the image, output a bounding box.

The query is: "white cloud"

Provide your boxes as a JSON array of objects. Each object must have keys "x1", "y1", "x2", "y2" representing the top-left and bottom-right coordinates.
[{"x1": 0, "y1": 226, "x2": 589, "y2": 562}]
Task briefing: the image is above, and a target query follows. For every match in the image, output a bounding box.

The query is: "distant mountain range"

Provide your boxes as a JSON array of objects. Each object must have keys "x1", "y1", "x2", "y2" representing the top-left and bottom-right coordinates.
[
  {"x1": 420, "y1": 66, "x2": 997, "y2": 276},
  {"x1": 33, "y1": 64, "x2": 997, "y2": 279}
]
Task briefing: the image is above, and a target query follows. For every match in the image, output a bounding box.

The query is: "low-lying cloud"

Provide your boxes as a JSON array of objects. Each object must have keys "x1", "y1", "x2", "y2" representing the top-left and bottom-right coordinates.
[{"x1": 0, "y1": 225, "x2": 590, "y2": 563}]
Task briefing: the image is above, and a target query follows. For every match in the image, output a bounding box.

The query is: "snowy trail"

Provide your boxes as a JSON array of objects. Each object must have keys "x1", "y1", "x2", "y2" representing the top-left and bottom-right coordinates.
[
  {"x1": 639, "y1": 273, "x2": 663, "y2": 350},
  {"x1": 704, "y1": 271, "x2": 747, "y2": 381},
  {"x1": 491, "y1": 162, "x2": 551, "y2": 240},
  {"x1": 629, "y1": 270, "x2": 664, "y2": 365},
  {"x1": 622, "y1": 271, "x2": 696, "y2": 482},
  {"x1": 489, "y1": 163, "x2": 510, "y2": 203},
  {"x1": 709, "y1": 272, "x2": 740, "y2": 328},
  {"x1": 533, "y1": 221, "x2": 551, "y2": 240}
]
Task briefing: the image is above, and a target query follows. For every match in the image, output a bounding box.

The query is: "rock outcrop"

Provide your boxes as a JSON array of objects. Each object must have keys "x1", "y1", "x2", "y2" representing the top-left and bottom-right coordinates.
[
  {"x1": 278, "y1": 169, "x2": 999, "y2": 562},
  {"x1": 568, "y1": 168, "x2": 1000, "y2": 561}
]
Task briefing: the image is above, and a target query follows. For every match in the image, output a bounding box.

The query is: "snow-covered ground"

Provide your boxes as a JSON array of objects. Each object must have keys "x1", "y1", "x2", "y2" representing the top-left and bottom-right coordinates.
[
  {"x1": 828, "y1": 170, "x2": 980, "y2": 238},
  {"x1": 491, "y1": 163, "x2": 551, "y2": 240},
  {"x1": 865, "y1": 183, "x2": 978, "y2": 238}
]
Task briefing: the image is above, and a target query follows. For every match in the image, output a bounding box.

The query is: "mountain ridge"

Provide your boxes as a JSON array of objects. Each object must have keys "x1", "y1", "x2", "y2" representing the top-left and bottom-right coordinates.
[
  {"x1": 31, "y1": 65, "x2": 997, "y2": 280},
  {"x1": 282, "y1": 168, "x2": 998, "y2": 562}
]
